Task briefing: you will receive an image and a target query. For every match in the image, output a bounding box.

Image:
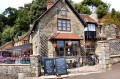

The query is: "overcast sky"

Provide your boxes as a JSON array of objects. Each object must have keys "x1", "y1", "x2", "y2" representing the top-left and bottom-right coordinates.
[{"x1": 0, "y1": 0, "x2": 119, "y2": 14}]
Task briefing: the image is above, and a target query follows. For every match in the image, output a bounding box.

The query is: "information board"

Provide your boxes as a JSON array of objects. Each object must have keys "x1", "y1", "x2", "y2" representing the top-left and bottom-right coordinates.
[
  {"x1": 55, "y1": 57, "x2": 67, "y2": 75},
  {"x1": 44, "y1": 59, "x2": 55, "y2": 75}
]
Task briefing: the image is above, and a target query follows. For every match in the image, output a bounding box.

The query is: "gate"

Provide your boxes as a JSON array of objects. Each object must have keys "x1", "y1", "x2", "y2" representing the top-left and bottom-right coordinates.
[{"x1": 42, "y1": 57, "x2": 67, "y2": 75}]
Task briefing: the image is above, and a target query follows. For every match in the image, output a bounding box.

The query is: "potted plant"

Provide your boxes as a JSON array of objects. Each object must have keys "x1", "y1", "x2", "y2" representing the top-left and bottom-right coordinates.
[
  {"x1": 0, "y1": 55, "x2": 3, "y2": 63},
  {"x1": 6, "y1": 57, "x2": 16, "y2": 64},
  {"x1": 21, "y1": 55, "x2": 30, "y2": 64}
]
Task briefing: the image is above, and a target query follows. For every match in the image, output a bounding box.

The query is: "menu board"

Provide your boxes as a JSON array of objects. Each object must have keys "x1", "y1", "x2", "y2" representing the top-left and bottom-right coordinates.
[
  {"x1": 44, "y1": 59, "x2": 55, "y2": 75},
  {"x1": 55, "y1": 57, "x2": 67, "y2": 75}
]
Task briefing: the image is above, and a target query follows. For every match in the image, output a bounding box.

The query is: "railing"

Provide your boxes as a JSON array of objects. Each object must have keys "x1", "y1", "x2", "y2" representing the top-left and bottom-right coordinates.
[{"x1": 0, "y1": 56, "x2": 30, "y2": 64}]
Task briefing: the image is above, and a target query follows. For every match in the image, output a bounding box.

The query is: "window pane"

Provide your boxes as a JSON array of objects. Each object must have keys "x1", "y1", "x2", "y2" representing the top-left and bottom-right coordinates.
[
  {"x1": 58, "y1": 20, "x2": 61, "y2": 23},
  {"x1": 63, "y1": 20, "x2": 66, "y2": 23},
  {"x1": 56, "y1": 41, "x2": 64, "y2": 56},
  {"x1": 58, "y1": 23, "x2": 61, "y2": 26},
  {"x1": 67, "y1": 21, "x2": 70, "y2": 24},
  {"x1": 58, "y1": 27, "x2": 62, "y2": 30},
  {"x1": 63, "y1": 23, "x2": 66, "y2": 27},
  {"x1": 88, "y1": 24, "x2": 96, "y2": 31},
  {"x1": 67, "y1": 23, "x2": 70, "y2": 27},
  {"x1": 63, "y1": 27, "x2": 66, "y2": 30},
  {"x1": 57, "y1": 41, "x2": 64, "y2": 47},
  {"x1": 67, "y1": 28, "x2": 70, "y2": 31}
]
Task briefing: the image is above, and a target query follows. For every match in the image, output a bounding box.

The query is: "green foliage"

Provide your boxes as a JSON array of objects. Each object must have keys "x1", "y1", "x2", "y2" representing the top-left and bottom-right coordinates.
[
  {"x1": 81, "y1": 0, "x2": 108, "y2": 18},
  {"x1": 1, "y1": 26, "x2": 14, "y2": 45},
  {"x1": 72, "y1": 3, "x2": 92, "y2": 14},
  {"x1": 100, "y1": 11, "x2": 120, "y2": 27},
  {"x1": 111, "y1": 8, "x2": 116, "y2": 17},
  {"x1": 0, "y1": 0, "x2": 47, "y2": 46},
  {"x1": 96, "y1": 5, "x2": 108, "y2": 18},
  {"x1": 29, "y1": 0, "x2": 46, "y2": 23},
  {"x1": 3, "y1": 7, "x2": 17, "y2": 26},
  {"x1": 80, "y1": 5, "x2": 92, "y2": 14},
  {"x1": 81, "y1": 0, "x2": 107, "y2": 7}
]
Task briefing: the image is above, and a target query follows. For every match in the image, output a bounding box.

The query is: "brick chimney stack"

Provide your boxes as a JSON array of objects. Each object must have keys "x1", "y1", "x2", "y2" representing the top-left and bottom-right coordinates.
[{"x1": 46, "y1": 0, "x2": 55, "y2": 10}]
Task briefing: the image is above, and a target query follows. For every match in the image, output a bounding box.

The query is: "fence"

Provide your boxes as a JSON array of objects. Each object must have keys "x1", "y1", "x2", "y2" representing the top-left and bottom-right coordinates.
[{"x1": 109, "y1": 39, "x2": 120, "y2": 55}]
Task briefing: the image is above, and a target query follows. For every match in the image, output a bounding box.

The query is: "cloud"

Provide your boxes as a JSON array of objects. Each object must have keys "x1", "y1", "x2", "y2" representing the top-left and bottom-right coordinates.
[{"x1": 0, "y1": 0, "x2": 32, "y2": 13}]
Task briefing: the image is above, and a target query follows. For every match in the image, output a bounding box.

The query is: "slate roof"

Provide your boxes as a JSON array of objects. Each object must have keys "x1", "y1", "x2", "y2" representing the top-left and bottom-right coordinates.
[{"x1": 80, "y1": 14, "x2": 97, "y2": 24}]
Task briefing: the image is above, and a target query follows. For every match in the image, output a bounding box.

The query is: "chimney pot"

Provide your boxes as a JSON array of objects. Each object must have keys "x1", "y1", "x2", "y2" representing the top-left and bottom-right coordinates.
[{"x1": 46, "y1": 0, "x2": 55, "y2": 10}]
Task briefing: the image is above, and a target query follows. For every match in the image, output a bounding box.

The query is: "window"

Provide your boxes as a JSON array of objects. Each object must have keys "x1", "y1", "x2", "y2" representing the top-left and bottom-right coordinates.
[
  {"x1": 85, "y1": 45, "x2": 95, "y2": 54},
  {"x1": 57, "y1": 19, "x2": 71, "y2": 31},
  {"x1": 85, "y1": 24, "x2": 96, "y2": 40},
  {"x1": 85, "y1": 31, "x2": 96, "y2": 39},
  {"x1": 85, "y1": 24, "x2": 96, "y2": 31},
  {"x1": 23, "y1": 40, "x2": 28, "y2": 44},
  {"x1": 56, "y1": 40, "x2": 80, "y2": 56}
]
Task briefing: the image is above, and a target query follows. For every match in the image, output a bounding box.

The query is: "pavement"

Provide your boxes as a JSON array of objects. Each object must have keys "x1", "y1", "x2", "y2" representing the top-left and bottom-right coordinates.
[{"x1": 68, "y1": 63, "x2": 120, "y2": 79}]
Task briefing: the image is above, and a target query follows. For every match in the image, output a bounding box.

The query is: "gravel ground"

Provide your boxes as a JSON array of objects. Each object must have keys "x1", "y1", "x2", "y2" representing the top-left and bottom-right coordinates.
[{"x1": 68, "y1": 63, "x2": 120, "y2": 79}]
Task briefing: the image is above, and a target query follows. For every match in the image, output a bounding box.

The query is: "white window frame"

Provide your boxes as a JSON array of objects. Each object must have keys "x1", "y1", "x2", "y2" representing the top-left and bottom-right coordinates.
[{"x1": 85, "y1": 24, "x2": 96, "y2": 31}]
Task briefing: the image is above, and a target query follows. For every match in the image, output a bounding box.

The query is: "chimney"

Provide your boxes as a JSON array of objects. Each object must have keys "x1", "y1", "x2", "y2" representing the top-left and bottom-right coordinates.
[{"x1": 46, "y1": 0, "x2": 55, "y2": 10}]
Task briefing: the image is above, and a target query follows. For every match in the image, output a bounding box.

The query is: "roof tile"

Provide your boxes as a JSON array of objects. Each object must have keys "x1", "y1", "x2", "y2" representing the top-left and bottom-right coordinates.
[{"x1": 52, "y1": 33, "x2": 83, "y2": 40}]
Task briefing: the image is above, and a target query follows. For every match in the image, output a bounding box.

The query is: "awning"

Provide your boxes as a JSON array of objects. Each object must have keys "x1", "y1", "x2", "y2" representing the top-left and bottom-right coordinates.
[
  {"x1": 1, "y1": 43, "x2": 32, "y2": 51},
  {"x1": 51, "y1": 33, "x2": 83, "y2": 40}
]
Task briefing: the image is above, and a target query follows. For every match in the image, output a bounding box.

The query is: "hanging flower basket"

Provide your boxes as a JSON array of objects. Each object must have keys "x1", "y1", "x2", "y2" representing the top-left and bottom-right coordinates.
[
  {"x1": 53, "y1": 43, "x2": 57, "y2": 48},
  {"x1": 68, "y1": 41, "x2": 72, "y2": 46}
]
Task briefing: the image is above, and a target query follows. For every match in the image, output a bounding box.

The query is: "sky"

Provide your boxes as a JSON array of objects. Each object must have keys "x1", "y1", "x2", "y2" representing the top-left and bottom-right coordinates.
[{"x1": 0, "y1": 0, "x2": 120, "y2": 14}]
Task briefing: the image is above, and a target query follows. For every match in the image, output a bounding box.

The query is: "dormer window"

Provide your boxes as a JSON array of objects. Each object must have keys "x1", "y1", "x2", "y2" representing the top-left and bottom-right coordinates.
[
  {"x1": 23, "y1": 40, "x2": 28, "y2": 44},
  {"x1": 85, "y1": 24, "x2": 96, "y2": 31},
  {"x1": 57, "y1": 19, "x2": 71, "y2": 31},
  {"x1": 85, "y1": 24, "x2": 96, "y2": 40}
]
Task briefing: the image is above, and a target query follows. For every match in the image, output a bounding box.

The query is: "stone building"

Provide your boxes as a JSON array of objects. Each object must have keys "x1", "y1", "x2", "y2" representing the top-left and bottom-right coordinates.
[
  {"x1": 30, "y1": 0, "x2": 100, "y2": 66},
  {"x1": 30, "y1": 0, "x2": 85, "y2": 64}
]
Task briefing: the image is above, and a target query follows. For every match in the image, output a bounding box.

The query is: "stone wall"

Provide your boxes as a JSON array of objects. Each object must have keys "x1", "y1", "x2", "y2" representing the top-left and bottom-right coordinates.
[
  {"x1": 0, "y1": 64, "x2": 31, "y2": 77},
  {"x1": 95, "y1": 41, "x2": 110, "y2": 71},
  {"x1": 0, "y1": 55, "x2": 41, "y2": 78},
  {"x1": 110, "y1": 55, "x2": 120, "y2": 64}
]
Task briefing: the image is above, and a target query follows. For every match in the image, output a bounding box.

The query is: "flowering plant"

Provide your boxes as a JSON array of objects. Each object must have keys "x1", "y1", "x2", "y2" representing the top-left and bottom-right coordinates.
[
  {"x1": 6, "y1": 57, "x2": 16, "y2": 61},
  {"x1": 21, "y1": 56, "x2": 30, "y2": 60},
  {"x1": 0, "y1": 55, "x2": 3, "y2": 59},
  {"x1": 0, "y1": 55, "x2": 3, "y2": 62}
]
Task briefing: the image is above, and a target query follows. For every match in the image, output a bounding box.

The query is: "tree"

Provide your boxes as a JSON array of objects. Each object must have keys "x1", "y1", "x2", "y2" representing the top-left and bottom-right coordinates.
[
  {"x1": 111, "y1": 8, "x2": 116, "y2": 17},
  {"x1": 72, "y1": 3, "x2": 91, "y2": 14},
  {"x1": 29, "y1": 0, "x2": 46, "y2": 23},
  {"x1": 80, "y1": 5, "x2": 91, "y2": 14},
  {"x1": 1, "y1": 25, "x2": 14, "y2": 44},
  {"x1": 96, "y1": 5, "x2": 107, "y2": 18},
  {"x1": 81, "y1": 0, "x2": 108, "y2": 17},
  {"x1": 3, "y1": 7, "x2": 17, "y2": 26}
]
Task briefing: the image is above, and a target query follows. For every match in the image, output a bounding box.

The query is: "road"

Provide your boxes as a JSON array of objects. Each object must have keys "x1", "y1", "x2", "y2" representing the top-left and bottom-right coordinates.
[{"x1": 68, "y1": 63, "x2": 120, "y2": 79}]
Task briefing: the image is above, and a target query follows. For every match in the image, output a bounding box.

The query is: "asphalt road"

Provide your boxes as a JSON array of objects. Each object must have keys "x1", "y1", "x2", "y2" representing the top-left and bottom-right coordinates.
[{"x1": 68, "y1": 63, "x2": 120, "y2": 79}]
